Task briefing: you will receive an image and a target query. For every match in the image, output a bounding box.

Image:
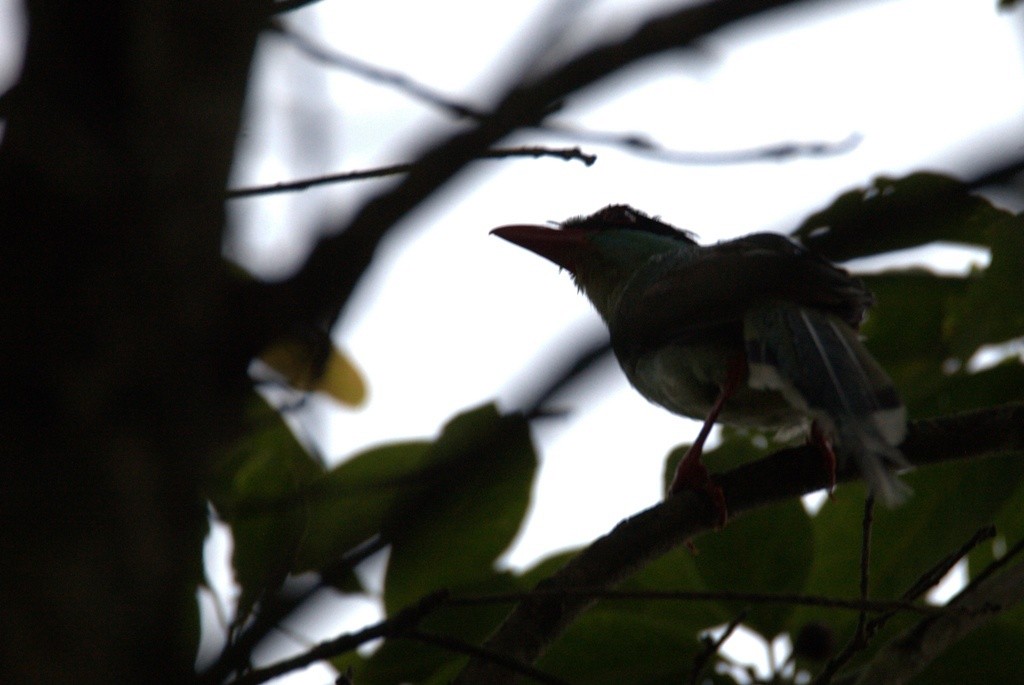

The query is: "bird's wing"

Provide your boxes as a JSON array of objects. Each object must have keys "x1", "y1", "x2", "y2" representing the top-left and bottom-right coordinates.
[
  {"x1": 610, "y1": 233, "x2": 872, "y2": 353},
  {"x1": 744, "y1": 301, "x2": 909, "y2": 505}
]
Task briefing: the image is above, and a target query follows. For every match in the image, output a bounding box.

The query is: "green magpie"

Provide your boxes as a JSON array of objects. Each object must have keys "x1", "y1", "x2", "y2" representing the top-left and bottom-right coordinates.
[{"x1": 492, "y1": 204, "x2": 908, "y2": 515}]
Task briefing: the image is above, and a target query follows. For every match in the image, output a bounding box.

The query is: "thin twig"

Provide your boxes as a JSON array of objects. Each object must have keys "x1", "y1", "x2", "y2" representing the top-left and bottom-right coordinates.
[
  {"x1": 446, "y1": 588, "x2": 940, "y2": 616},
  {"x1": 226, "y1": 146, "x2": 595, "y2": 198},
  {"x1": 857, "y1": 495, "x2": 876, "y2": 644},
  {"x1": 960, "y1": 531, "x2": 1024, "y2": 595},
  {"x1": 853, "y1": 555, "x2": 1024, "y2": 684},
  {"x1": 690, "y1": 611, "x2": 747, "y2": 685},
  {"x1": 403, "y1": 630, "x2": 570, "y2": 685},
  {"x1": 901, "y1": 525, "x2": 997, "y2": 603},
  {"x1": 224, "y1": 591, "x2": 450, "y2": 685},
  {"x1": 814, "y1": 497, "x2": 876, "y2": 684},
  {"x1": 865, "y1": 524, "x2": 998, "y2": 639},
  {"x1": 544, "y1": 123, "x2": 862, "y2": 164},
  {"x1": 199, "y1": 535, "x2": 386, "y2": 685},
  {"x1": 270, "y1": 21, "x2": 487, "y2": 118},
  {"x1": 813, "y1": 524, "x2": 998, "y2": 685}
]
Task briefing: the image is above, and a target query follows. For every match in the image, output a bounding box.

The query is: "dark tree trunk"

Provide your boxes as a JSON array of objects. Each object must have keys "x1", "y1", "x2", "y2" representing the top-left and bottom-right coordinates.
[{"x1": 0, "y1": 3, "x2": 262, "y2": 682}]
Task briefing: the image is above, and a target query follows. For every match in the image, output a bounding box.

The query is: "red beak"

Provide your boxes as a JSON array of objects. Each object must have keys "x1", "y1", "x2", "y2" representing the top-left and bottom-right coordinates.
[{"x1": 490, "y1": 224, "x2": 587, "y2": 274}]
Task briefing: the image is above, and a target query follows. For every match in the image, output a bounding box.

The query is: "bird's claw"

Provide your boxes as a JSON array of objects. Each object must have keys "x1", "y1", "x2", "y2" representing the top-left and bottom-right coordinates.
[{"x1": 669, "y1": 450, "x2": 728, "y2": 528}]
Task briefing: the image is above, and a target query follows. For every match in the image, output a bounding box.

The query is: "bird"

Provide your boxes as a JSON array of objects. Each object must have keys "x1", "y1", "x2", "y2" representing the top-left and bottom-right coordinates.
[{"x1": 491, "y1": 204, "x2": 909, "y2": 516}]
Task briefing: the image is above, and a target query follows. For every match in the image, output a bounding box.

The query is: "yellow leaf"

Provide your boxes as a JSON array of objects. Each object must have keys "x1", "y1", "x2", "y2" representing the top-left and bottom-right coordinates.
[
  {"x1": 259, "y1": 339, "x2": 367, "y2": 407},
  {"x1": 314, "y1": 346, "x2": 367, "y2": 407}
]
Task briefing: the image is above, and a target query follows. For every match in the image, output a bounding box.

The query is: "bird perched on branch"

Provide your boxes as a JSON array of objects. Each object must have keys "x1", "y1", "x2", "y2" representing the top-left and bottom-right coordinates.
[{"x1": 492, "y1": 204, "x2": 908, "y2": 518}]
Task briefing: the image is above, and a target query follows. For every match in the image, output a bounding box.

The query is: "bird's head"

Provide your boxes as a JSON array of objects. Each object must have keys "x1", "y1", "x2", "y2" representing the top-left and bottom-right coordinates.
[{"x1": 491, "y1": 204, "x2": 698, "y2": 321}]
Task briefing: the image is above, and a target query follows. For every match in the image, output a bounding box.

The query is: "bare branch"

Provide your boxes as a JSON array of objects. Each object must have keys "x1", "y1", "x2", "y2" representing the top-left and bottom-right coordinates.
[
  {"x1": 404, "y1": 631, "x2": 570, "y2": 685},
  {"x1": 225, "y1": 591, "x2": 449, "y2": 685},
  {"x1": 446, "y1": 589, "x2": 940, "y2": 616},
  {"x1": 815, "y1": 497, "x2": 877, "y2": 682},
  {"x1": 269, "y1": 20, "x2": 487, "y2": 119},
  {"x1": 691, "y1": 611, "x2": 747, "y2": 685},
  {"x1": 225, "y1": 146, "x2": 595, "y2": 198},
  {"x1": 542, "y1": 124, "x2": 862, "y2": 164}
]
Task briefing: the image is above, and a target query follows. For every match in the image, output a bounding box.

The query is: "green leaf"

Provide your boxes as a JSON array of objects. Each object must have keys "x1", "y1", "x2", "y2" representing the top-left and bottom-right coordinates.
[
  {"x1": 206, "y1": 395, "x2": 324, "y2": 619},
  {"x1": 693, "y1": 498, "x2": 814, "y2": 638},
  {"x1": 861, "y1": 270, "x2": 1024, "y2": 417},
  {"x1": 296, "y1": 440, "x2": 431, "y2": 573},
  {"x1": 383, "y1": 404, "x2": 537, "y2": 612},
  {"x1": 794, "y1": 172, "x2": 1004, "y2": 260},
  {"x1": 903, "y1": 360, "x2": 1024, "y2": 417},
  {"x1": 620, "y1": 547, "x2": 712, "y2": 625},
  {"x1": 944, "y1": 214, "x2": 1024, "y2": 358},
  {"x1": 537, "y1": 609, "x2": 701, "y2": 685},
  {"x1": 861, "y1": 271, "x2": 968, "y2": 368}
]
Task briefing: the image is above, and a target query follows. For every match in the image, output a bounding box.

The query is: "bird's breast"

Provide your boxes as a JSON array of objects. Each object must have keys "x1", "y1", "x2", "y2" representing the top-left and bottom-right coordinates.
[{"x1": 621, "y1": 343, "x2": 808, "y2": 431}]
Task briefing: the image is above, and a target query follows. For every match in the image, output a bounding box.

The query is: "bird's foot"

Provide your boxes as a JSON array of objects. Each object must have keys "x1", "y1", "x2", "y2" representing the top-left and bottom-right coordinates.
[
  {"x1": 668, "y1": 449, "x2": 728, "y2": 528},
  {"x1": 810, "y1": 421, "x2": 838, "y2": 498}
]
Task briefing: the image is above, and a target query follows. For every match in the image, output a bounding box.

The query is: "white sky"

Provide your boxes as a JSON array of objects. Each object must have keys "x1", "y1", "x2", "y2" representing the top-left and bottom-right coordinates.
[{"x1": 3, "y1": 1, "x2": 1023, "y2": 682}]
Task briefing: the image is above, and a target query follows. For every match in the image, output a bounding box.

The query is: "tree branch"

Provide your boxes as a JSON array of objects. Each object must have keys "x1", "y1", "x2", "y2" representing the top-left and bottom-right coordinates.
[
  {"x1": 453, "y1": 402, "x2": 1024, "y2": 683},
  {"x1": 447, "y1": 589, "x2": 940, "y2": 617},
  {"x1": 225, "y1": 147, "x2": 595, "y2": 198}
]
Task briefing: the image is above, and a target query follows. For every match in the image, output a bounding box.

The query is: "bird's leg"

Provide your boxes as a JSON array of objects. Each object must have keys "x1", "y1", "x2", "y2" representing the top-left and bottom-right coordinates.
[
  {"x1": 810, "y1": 420, "x2": 838, "y2": 497},
  {"x1": 668, "y1": 355, "x2": 746, "y2": 525}
]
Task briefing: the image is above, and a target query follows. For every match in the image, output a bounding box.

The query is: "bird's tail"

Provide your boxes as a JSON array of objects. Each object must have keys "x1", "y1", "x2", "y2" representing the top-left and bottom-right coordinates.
[
  {"x1": 834, "y1": 416, "x2": 911, "y2": 507},
  {"x1": 744, "y1": 302, "x2": 909, "y2": 506}
]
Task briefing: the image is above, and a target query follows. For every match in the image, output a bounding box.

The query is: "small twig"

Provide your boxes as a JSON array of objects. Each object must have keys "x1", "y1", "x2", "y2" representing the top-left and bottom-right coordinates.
[
  {"x1": 865, "y1": 524, "x2": 997, "y2": 638},
  {"x1": 224, "y1": 591, "x2": 449, "y2": 685},
  {"x1": 225, "y1": 146, "x2": 595, "y2": 198},
  {"x1": 853, "y1": 553, "x2": 1024, "y2": 684},
  {"x1": 543, "y1": 122, "x2": 862, "y2": 165},
  {"x1": 813, "y1": 496, "x2": 881, "y2": 685},
  {"x1": 403, "y1": 630, "x2": 569, "y2": 685},
  {"x1": 690, "y1": 611, "x2": 747, "y2": 685},
  {"x1": 902, "y1": 525, "x2": 997, "y2": 603},
  {"x1": 446, "y1": 588, "x2": 939, "y2": 616},
  {"x1": 270, "y1": 21, "x2": 487, "y2": 118},
  {"x1": 960, "y1": 531, "x2": 1024, "y2": 595},
  {"x1": 856, "y1": 495, "x2": 876, "y2": 644},
  {"x1": 813, "y1": 523, "x2": 997, "y2": 685},
  {"x1": 199, "y1": 535, "x2": 386, "y2": 685}
]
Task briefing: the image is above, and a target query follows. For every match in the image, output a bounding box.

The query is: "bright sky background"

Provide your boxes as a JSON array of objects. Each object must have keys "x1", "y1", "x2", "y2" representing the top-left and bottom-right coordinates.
[{"x1": 3, "y1": 1, "x2": 1023, "y2": 682}]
